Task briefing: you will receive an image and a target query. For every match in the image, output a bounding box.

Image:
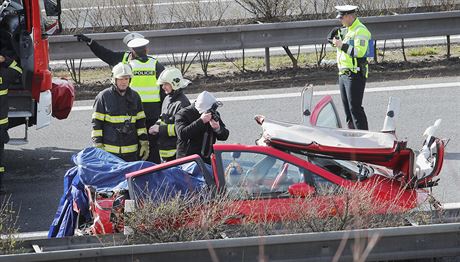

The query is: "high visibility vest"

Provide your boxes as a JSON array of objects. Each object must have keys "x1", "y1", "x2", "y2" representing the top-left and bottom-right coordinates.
[
  {"x1": 122, "y1": 53, "x2": 160, "y2": 103},
  {"x1": 336, "y1": 18, "x2": 371, "y2": 78}
]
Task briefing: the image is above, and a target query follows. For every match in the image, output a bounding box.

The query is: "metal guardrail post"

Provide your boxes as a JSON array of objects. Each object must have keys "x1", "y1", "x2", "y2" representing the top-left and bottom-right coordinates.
[{"x1": 265, "y1": 47, "x2": 270, "y2": 72}]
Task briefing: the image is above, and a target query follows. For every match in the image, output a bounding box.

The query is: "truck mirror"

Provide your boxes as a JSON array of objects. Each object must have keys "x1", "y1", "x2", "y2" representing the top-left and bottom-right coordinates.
[{"x1": 44, "y1": 0, "x2": 61, "y2": 17}]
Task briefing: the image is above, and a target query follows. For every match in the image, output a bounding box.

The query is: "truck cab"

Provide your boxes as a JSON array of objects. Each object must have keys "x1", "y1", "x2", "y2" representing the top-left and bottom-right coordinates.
[{"x1": 2, "y1": 0, "x2": 69, "y2": 144}]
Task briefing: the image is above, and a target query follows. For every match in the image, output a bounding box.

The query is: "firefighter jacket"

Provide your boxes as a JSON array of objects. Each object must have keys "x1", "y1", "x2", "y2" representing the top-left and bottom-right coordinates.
[
  {"x1": 157, "y1": 89, "x2": 191, "y2": 159},
  {"x1": 88, "y1": 41, "x2": 165, "y2": 122},
  {"x1": 336, "y1": 18, "x2": 371, "y2": 78},
  {"x1": 0, "y1": 57, "x2": 22, "y2": 144},
  {"x1": 175, "y1": 104, "x2": 229, "y2": 164},
  {"x1": 92, "y1": 85, "x2": 148, "y2": 160}
]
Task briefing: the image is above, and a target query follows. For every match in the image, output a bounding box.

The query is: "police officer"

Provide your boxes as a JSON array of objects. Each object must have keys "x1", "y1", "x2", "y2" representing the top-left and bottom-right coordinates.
[
  {"x1": 175, "y1": 91, "x2": 229, "y2": 164},
  {"x1": 328, "y1": 5, "x2": 371, "y2": 130},
  {"x1": 76, "y1": 32, "x2": 164, "y2": 163},
  {"x1": 0, "y1": 54, "x2": 22, "y2": 191},
  {"x1": 92, "y1": 63, "x2": 149, "y2": 162},
  {"x1": 148, "y1": 67, "x2": 191, "y2": 162}
]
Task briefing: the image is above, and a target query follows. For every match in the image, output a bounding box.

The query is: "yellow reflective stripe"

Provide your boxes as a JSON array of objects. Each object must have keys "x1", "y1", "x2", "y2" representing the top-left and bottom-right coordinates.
[
  {"x1": 8, "y1": 61, "x2": 22, "y2": 74},
  {"x1": 0, "y1": 117, "x2": 8, "y2": 125},
  {"x1": 160, "y1": 149, "x2": 176, "y2": 158},
  {"x1": 134, "y1": 93, "x2": 161, "y2": 103},
  {"x1": 92, "y1": 112, "x2": 105, "y2": 121},
  {"x1": 103, "y1": 144, "x2": 138, "y2": 154},
  {"x1": 137, "y1": 128, "x2": 147, "y2": 136},
  {"x1": 91, "y1": 130, "x2": 103, "y2": 137},
  {"x1": 167, "y1": 124, "x2": 175, "y2": 137},
  {"x1": 121, "y1": 144, "x2": 138, "y2": 154},
  {"x1": 0, "y1": 167, "x2": 4, "y2": 173},
  {"x1": 0, "y1": 89, "x2": 7, "y2": 96},
  {"x1": 92, "y1": 112, "x2": 137, "y2": 123},
  {"x1": 121, "y1": 52, "x2": 130, "y2": 64},
  {"x1": 136, "y1": 111, "x2": 146, "y2": 120},
  {"x1": 105, "y1": 115, "x2": 136, "y2": 124}
]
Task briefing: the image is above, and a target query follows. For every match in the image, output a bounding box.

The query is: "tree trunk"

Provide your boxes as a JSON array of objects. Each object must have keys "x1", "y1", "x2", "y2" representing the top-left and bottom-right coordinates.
[
  {"x1": 401, "y1": 38, "x2": 407, "y2": 62},
  {"x1": 282, "y1": 46, "x2": 298, "y2": 69}
]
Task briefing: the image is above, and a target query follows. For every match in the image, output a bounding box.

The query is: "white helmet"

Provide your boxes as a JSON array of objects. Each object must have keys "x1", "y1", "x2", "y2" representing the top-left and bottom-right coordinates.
[
  {"x1": 157, "y1": 67, "x2": 191, "y2": 90},
  {"x1": 123, "y1": 32, "x2": 144, "y2": 45},
  {"x1": 112, "y1": 63, "x2": 133, "y2": 79},
  {"x1": 195, "y1": 91, "x2": 217, "y2": 114}
]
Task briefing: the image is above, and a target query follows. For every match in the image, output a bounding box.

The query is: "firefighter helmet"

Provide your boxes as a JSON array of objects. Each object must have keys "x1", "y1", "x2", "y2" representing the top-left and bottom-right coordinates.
[
  {"x1": 112, "y1": 63, "x2": 133, "y2": 80},
  {"x1": 157, "y1": 67, "x2": 191, "y2": 90}
]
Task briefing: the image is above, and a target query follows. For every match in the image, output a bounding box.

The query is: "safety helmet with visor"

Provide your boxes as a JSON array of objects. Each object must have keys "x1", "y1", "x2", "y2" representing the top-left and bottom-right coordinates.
[
  {"x1": 111, "y1": 63, "x2": 133, "y2": 88},
  {"x1": 157, "y1": 67, "x2": 191, "y2": 91}
]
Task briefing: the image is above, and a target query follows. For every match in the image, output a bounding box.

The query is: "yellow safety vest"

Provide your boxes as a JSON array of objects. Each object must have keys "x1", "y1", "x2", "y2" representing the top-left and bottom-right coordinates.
[
  {"x1": 336, "y1": 18, "x2": 371, "y2": 78},
  {"x1": 122, "y1": 53, "x2": 160, "y2": 103}
]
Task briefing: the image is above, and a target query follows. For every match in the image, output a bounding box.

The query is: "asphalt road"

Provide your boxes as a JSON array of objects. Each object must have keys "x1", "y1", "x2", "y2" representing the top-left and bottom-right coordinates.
[{"x1": 3, "y1": 76, "x2": 460, "y2": 233}]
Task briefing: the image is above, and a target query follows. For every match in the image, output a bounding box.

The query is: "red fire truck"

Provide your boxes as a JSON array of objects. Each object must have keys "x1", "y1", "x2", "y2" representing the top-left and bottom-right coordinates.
[{"x1": 2, "y1": 0, "x2": 73, "y2": 145}]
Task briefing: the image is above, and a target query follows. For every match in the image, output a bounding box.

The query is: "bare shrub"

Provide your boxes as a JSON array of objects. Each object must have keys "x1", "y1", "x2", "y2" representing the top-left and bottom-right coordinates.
[
  {"x1": 168, "y1": 53, "x2": 199, "y2": 75},
  {"x1": 0, "y1": 196, "x2": 21, "y2": 255},
  {"x1": 282, "y1": 182, "x2": 423, "y2": 233},
  {"x1": 166, "y1": 0, "x2": 231, "y2": 76},
  {"x1": 125, "y1": 191, "x2": 241, "y2": 243},
  {"x1": 65, "y1": 59, "x2": 83, "y2": 85},
  {"x1": 61, "y1": 1, "x2": 90, "y2": 33},
  {"x1": 126, "y1": 180, "x2": 427, "y2": 244}
]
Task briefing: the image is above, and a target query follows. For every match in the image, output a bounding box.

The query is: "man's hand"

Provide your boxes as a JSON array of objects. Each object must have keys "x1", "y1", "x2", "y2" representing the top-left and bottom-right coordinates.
[
  {"x1": 200, "y1": 112, "x2": 212, "y2": 124},
  {"x1": 333, "y1": 38, "x2": 343, "y2": 48},
  {"x1": 210, "y1": 119, "x2": 220, "y2": 130},
  {"x1": 0, "y1": 55, "x2": 5, "y2": 63},
  {"x1": 94, "y1": 143, "x2": 103, "y2": 149},
  {"x1": 327, "y1": 27, "x2": 340, "y2": 44},
  {"x1": 149, "y1": 124, "x2": 159, "y2": 135},
  {"x1": 75, "y1": 34, "x2": 92, "y2": 44},
  {"x1": 139, "y1": 140, "x2": 150, "y2": 161}
]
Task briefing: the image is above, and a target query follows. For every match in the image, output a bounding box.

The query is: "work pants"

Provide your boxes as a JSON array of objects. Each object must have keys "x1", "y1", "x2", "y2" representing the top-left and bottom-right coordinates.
[
  {"x1": 145, "y1": 118, "x2": 161, "y2": 164},
  {"x1": 339, "y1": 73, "x2": 369, "y2": 130}
]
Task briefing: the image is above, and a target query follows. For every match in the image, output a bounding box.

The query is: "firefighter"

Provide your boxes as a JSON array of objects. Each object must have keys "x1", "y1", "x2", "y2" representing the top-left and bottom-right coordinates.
[
  {"x1": 75, "y1": 32, "x2": 164, "y2": 163},
  {"x1": 175, "y1": 91, "x2": 229, "y2": 164},
  {"x1": 92, "y1": 63, "x2": 149, "y2": 162},
  {"x1": 148, "y1": 67, "x2": 191, "y2": 162},
  {"x1": 328, "y1": 5, "x2": 371, "y2": 130},
  {"x1": 0, "y1": 54, "x2": 22, "y2": 191}
]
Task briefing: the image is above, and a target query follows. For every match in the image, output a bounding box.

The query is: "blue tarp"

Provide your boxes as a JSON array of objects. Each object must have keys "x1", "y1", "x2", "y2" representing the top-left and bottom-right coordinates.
[{"x1": 48, "y1": 147, "x2": 208, "y2": 238}]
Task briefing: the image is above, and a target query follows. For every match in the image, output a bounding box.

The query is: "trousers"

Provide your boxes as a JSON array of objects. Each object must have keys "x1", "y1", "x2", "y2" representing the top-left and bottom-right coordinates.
[{"x1": 339, "y1": 73, "x2": 369, "y2": 130}]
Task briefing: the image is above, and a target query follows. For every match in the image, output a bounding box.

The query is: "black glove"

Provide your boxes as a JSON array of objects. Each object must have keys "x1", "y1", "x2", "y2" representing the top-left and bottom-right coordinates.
[
  {"x1": 327, "y1": 27, "x2": 341, "y2": 44},
  {"x1": 74, "y1": 34, "x2": 91, "y2": 44}
]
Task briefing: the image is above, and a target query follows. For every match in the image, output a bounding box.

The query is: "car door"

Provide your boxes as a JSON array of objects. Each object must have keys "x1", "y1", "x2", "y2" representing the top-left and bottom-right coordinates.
[
  {"x1": 301, "y1": 85, "x2": 342, "y2": 128},
  {"x1": 213, "y1": 145, "x2": 342, "y2": 223}
]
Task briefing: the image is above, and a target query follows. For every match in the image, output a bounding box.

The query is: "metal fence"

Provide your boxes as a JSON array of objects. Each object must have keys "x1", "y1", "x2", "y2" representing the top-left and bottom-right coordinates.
[
  {"x1": 49, "y1": 10, "x2": 460, "y2": 61},
  {"x1": 2, "y1": 222, "x2": 460, "y2": 262}
]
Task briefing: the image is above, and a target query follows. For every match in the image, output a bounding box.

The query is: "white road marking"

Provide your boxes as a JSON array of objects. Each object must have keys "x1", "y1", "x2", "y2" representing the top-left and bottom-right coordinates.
[{"x1": 72, "y1": 81, "x2": 460, "y2": 112}]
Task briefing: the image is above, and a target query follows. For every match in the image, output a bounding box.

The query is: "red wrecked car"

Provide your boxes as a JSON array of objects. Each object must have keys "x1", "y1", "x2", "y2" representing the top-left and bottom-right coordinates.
[{"x1": 87, "y1": 87, "x2": 446, "y2": 235}]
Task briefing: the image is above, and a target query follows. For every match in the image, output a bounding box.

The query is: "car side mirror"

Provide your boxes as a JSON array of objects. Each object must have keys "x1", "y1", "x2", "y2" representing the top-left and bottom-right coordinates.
[{"x1": 288, "y1": 183, "x2": 315, "y2": 198}]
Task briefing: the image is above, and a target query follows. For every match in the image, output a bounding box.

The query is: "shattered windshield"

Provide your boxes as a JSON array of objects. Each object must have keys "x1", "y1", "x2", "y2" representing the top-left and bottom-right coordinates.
[{"x1": 309, "y1": 157, "x2": 373, "y2": 181}]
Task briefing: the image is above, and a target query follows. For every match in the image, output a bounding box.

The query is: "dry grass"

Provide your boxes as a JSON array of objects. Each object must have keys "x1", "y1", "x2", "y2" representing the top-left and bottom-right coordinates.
[
  {"x1": 124, "y1": 181, "x2": 429, "y2": 244},
  {"x1": 0, "y1": 196, "x2": 21, "y2": 255}
]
